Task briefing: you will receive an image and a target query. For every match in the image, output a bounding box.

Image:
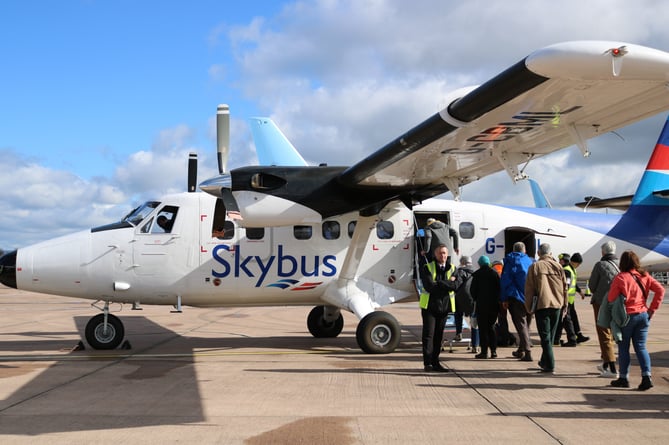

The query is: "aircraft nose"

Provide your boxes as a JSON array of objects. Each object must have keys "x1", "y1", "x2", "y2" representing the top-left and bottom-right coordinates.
[{"x1": 0, "y1": 250, "x2": 17, "y2": 289}]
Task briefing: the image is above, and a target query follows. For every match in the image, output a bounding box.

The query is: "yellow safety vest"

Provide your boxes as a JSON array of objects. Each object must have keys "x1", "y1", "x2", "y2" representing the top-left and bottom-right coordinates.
[
  {"x1": 564, "y1": 263, "x2": 577, "y2": 304},
  {"x1": 420, "y1": 262, "x2": 456, "y2": 311}
]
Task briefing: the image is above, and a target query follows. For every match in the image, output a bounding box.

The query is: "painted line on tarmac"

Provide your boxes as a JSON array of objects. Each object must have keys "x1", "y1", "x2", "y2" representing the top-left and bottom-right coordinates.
[{"x1": 0, "y1": 349, "x2": 352, "y2": 362}]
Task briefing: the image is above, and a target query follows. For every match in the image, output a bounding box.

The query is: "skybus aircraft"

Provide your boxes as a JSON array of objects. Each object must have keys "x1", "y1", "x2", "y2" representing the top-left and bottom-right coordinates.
[{"x1": 3, "y1": 41, "x2": 669, "y2": 354}]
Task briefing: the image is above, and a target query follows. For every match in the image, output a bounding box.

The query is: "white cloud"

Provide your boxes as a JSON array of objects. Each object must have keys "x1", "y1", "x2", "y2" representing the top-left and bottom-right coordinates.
[
  {"x1": 5, "y1": 0, "x2": 669, "y2": 252},
  {"x1": 222, "y1": 0, "x2": 669, "y2": 209}
]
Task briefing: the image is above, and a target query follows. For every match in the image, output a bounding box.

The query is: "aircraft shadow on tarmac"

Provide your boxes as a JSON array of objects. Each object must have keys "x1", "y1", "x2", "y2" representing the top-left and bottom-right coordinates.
[
  {"x1": 1, "y1": 316, "x2": 667, "y2": 435},
  {"x1": 0, "y1": 314, "x2": 389, "y2": 436}
]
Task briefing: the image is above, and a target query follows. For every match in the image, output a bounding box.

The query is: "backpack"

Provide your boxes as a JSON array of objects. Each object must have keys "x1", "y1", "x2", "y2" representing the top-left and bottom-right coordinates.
[{"x1": 454, "y1": 269, "x2": 474, "y2": 315}]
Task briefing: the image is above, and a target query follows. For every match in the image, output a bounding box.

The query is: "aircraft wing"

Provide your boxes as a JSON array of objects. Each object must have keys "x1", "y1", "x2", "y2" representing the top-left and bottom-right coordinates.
[{"x1": 338, "y1": 41, "x2": 669, "y2": 200}]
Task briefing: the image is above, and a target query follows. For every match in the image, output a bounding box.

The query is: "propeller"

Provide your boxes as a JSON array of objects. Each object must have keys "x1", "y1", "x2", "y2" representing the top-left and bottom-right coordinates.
[
  {"x1": 217, "y1": 104, "x2": 230, "y2": 174},
  {"x1": 200, "y1": 104, "x2": 242, "y2": 220},
  {"x1": 187, "y1": 152, "x2": 197, "y2": 192}
]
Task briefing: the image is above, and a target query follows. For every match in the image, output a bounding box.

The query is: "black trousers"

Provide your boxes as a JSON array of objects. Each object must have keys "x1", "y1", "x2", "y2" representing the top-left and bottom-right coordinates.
[
  {"x1": 478, "y1": 309, "x2": 497, "y2": 354},
  {"x1": 421, "y1": 309, "x2": 447, "y2": 366}
]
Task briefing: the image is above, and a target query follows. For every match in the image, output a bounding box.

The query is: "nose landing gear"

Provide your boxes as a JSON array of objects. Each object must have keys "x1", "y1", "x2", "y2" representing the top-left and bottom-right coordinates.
[{"x1": 84, "y1": 302, "x2": 125, "y2": 350}]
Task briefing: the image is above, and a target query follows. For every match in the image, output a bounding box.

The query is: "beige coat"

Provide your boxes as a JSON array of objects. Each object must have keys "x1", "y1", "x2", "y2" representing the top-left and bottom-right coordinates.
[{"x1": 524, "y1": 255, "x2": 568, "y2": 313}]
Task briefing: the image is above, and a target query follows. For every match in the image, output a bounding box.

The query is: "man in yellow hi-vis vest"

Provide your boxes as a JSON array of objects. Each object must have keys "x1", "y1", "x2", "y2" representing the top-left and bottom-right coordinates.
[{"x1": 419, "y1": 244, "x2": 461, "y2": 372}]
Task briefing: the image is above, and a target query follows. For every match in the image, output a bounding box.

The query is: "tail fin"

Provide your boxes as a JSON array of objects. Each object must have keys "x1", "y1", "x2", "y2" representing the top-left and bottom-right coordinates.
[
  {"x1": 609, "y1": 115, "x2": 669, "y2": 255},
  {"x1": 631, "y1": 115, "x2": 669, "y2": 205},
  {"x1": 248, "y1": 118, "x2": 308, "y2": 166},
  {"x1": 528, "y1": 178, "x2": 552, "y2": 208}
]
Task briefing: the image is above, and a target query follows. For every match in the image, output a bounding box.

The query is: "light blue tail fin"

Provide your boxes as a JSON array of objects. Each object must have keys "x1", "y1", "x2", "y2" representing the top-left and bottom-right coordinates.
[
  {"x1": 249, "y1": 118, "x2": 308, "y2": 166},
  {"x1": 528, "y1": 179, "x2": 551, "y2": 208}
]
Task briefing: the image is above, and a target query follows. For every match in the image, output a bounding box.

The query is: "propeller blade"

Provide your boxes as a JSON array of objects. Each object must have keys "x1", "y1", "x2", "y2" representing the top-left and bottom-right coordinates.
[
  {"x1": 221, "y1": 188, "x2": 242, "y2": 221},
  {"x1": 187, "y1": 152, "x2": 197, "y2": 193},
  {"x1": 217, "y1": 104, "x2": 230, "y2": 174}
]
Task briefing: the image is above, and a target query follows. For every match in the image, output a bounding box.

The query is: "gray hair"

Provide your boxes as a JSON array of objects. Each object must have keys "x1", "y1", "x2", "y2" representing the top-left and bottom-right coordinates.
[
  {"x1": 513, "y1": 241, "x2": 526, "y2": 253},
  {"x1": 460, "y1": 255, "x2": 472, "y2": 266},
  {"x1": 601, "y1": 240, "x2": 616, "y2": 255},
  {"x1": 538, "y1": 243, "x2": 551, "y2": 256}
]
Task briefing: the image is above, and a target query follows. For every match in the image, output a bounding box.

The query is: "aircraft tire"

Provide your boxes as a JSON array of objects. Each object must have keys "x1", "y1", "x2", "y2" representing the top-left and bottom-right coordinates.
[
  {"x1": 307, "y1": 306, "x2": 344, "y2": 338},
  {"x1": 355, "y1": 311, "x2": 401, "y2": 354},
  {"x1": 85, "y1": 313, "x2": 125, "y2": 350}
]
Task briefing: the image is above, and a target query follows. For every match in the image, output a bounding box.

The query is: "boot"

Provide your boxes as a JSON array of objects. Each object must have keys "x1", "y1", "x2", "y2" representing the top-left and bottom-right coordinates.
[
  {"x1": 610, "y1": 377, "x2": 630, "y2": 388},
  {"x1": 638, "y1": 376, "x2": 654, "y2": 391}
]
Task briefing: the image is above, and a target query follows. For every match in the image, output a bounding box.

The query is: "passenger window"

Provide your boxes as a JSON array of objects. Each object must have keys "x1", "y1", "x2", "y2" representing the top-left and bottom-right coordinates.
[
  {"x1": 322, "y1": 221, "x2": 340, "y2": 240},
  {"x1": 347, "y1": 221, "x2": 357, "y2": 238},
  {"x1": 152, "y1": 206, "x2": 179, "y2": 234},
  {"x1": 376, "y1": 220, "x2": 394, "y2": 239},
  {"x1": 294, "y1": 225, "x2": 312, "y2": 240},
  {"x1": 213, "y1": 220, "x2": 235, "y2": 240},
  {"x1": 246, "y1": 227, "x2": 264, "y2": 240},
  {"x1": 459, "y1": 222, "x2": 475, "y2": 240}
]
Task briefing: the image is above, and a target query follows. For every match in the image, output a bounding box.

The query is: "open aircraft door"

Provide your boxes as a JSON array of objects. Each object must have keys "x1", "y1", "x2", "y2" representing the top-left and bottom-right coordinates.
[{"x1": 503, "y1": 226, "x2": 566, "y2": 257}]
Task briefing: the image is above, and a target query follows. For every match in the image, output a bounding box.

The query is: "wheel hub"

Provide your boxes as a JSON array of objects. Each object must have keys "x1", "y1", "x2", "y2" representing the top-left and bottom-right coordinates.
[
  {"x1": 94, "y1": 323, "x2": 116, "y2": 343},
  {"x1": 370, "y1": 324, "x2": 391, "y2": 347}
]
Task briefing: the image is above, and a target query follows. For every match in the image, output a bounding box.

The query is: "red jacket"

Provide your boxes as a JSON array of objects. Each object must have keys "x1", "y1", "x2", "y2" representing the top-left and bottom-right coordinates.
[{"x1": 607, "y1": 270, "x2": 665, "y2": 314}]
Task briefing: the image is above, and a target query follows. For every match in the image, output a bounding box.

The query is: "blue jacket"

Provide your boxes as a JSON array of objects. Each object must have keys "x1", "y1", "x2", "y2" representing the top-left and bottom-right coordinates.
[{"x1": 500, "y1": 251, "x2": 534, "y2": 304}]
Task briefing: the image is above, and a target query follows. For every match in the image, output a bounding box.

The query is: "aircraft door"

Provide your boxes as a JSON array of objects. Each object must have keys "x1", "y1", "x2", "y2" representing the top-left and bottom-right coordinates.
[
  {"x1": 504, "y1": 227, "x2": 537, "y2": 258},
  {"x1": 133, "y1": 205, "x2": 182, "y2": 276},
  {"x1": 199, "y1": 198, "x2": 272, "y2": 271}
]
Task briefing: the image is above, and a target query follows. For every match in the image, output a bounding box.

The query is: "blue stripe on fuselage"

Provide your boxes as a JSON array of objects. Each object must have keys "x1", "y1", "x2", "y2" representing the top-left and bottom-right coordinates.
[{"x1": 499, "y1": 204, "x2": 669, "y2": 257}]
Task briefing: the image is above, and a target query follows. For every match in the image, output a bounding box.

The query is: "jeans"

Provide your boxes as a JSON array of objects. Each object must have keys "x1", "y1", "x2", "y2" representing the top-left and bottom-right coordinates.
[
  {"x1": 535, "y1": 307, "x2": 560, "y2": 371},
  {"x1": 618, "y1": 312, "x2": 651, "y2": 378}
]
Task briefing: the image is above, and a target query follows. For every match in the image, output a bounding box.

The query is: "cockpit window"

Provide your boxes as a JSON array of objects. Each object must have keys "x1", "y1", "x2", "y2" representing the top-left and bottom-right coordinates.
[
  {"x1": 91, "y1": 201, "x2": 161, "y2": 233},
  {"x1": 123, "y1": 201, "x2": 160, "y2": 226},
  {"x1": 150, "y1": 206, "x2": 178, "y2": 234}
]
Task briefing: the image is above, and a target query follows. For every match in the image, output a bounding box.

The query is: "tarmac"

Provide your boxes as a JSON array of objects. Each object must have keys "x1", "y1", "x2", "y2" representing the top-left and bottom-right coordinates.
[{"x1": 0, "y1": 285, "x2": 667, "y2": 444}]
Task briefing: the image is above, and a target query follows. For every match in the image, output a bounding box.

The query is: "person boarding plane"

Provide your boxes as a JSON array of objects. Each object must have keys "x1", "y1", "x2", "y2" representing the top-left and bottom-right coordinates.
[{"x1": 3, "y1": 41, "x2": 669, "y2": 354}]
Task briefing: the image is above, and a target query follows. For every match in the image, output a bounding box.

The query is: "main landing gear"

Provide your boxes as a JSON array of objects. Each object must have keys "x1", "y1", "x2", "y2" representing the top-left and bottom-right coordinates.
[
  {"x1": 306, "y1": 305, "x2": 401, "y2": 354},
  {"x1": 84, "y1": 302, "x2": 125, "y2": 350}
]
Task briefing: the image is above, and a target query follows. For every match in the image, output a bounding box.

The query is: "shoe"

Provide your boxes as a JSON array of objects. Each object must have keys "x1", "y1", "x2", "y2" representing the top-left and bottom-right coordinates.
[
  {"x1": 432, "y1": 363, "x2": 451, "y2": 372},
  {"x1": 539, "y1": 367, "x2": 555, "y2": 374},
  {"x1": 520, "y1": 352, "x2": 533, "y2": 362},
  {"x1": 512, "y1": 349, "x2": 523, "y2": 358},
  {"x1": 424, "y1": 364, "x2": 433, "y2": 372},
  {"x1": 454, "y1": 333, "x2": 462, "y2": 341},
  {"x1": 638, "y1": 376, "x2": 654, "y2": 391},
  {"x1": 491, "y1": 351, "x2": 497, "y2": 359},
  {"x1": 561, "y1": 340, "x2": 577, "y2": 347},
  {"x1": 610, "y1": 378, "x2": 630, "y2": 388},
  {"x1": 576, "y1": 334, "x2": 590, "y2": 343},
  {"x1": 600, "y1": 369, "x2": 618, "y2": 378},
  {"x1": 553, "y1": 341, "x2": 560, "y2": 346},
  {"x1": 470, "y1": 346, "x2": 478, "y2": 354},
  {"x1": 475, "y1": 353, "x2": 487, "y2": 359}
]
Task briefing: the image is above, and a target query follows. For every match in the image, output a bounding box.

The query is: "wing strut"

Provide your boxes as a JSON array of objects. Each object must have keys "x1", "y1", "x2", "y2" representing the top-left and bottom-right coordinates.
[
  {"x1": 567, "y1": 123, "x2": 592, "y2": 157},
  {"x1": 496, "y1": 151, "x2": 531, "y2": 183}
]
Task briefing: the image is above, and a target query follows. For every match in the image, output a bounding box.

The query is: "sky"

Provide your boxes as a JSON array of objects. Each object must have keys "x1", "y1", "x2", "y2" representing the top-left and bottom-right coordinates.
[{"x1": 2, "y1": 0, "x2": 669, "y2": 251}]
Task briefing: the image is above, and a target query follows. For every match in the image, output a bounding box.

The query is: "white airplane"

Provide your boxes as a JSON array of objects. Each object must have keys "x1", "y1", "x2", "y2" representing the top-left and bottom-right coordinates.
[{"x1": 3, "y1": 41, "x2": 669, "y2": 354}]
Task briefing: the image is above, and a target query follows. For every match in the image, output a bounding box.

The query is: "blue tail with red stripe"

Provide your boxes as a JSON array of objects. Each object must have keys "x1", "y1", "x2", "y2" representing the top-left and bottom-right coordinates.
[{"x1": 609, "y1": 116, "x2": 669, "y2": 255}]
